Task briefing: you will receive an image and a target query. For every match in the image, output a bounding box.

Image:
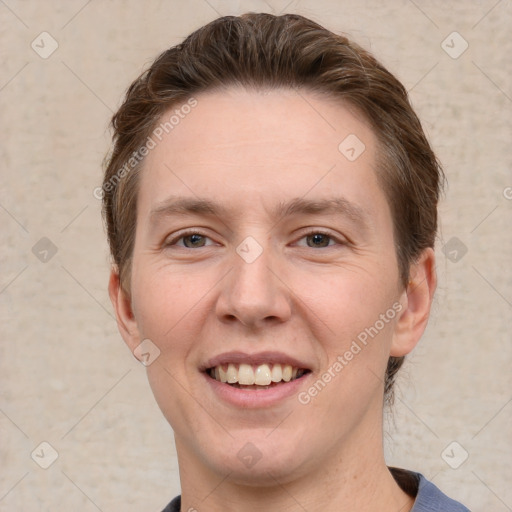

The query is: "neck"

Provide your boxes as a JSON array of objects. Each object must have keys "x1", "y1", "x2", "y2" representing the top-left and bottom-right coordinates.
[{"x1": 176, "y1": 417, "x2": 414, "y2": 512}]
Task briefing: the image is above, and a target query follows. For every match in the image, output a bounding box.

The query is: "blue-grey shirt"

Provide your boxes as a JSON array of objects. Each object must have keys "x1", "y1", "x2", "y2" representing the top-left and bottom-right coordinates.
[
  {"x1": 410, "y1": 473, "x2": 470, "y2": 511},
  {"x1": 161, "y1": 468, "x2": 470, "y2": 511}
]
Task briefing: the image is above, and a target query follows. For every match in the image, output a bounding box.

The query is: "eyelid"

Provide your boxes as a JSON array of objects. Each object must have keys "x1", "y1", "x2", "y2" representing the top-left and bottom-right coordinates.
[
  {"x1": 164, "y1": 228, "x2": 217, "y2": 247},
  {"x1": 292, "y1": 228, "x2": 348, "y2": 247},
  {"x1": 163, "y1": 227, "x2": 348, "y2": 249}
]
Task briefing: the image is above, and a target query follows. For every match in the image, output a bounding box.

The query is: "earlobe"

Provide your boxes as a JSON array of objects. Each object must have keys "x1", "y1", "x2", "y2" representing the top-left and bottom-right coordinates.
[
  {"x1": 390, "y1": 248, "x2": 437, "y2": 357},
  {"x1": 108, "y1": 269, "x2": 141, "y2": 352}
]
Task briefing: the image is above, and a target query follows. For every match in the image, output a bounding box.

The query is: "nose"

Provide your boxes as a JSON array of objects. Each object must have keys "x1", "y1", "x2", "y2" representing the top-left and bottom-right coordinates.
[{"x1": 215, "y1": 238, "x2": 292, "y2": 329}]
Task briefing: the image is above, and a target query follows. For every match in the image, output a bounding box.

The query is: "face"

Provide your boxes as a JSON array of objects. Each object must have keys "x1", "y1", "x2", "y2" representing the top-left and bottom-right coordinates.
[{"x1": 111, "y1": 87, "x2": 434, "y2": 486}]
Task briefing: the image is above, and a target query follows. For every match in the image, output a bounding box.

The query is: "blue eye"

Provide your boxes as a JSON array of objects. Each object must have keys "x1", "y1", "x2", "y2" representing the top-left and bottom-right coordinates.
[
  {"x1": 181, "y1": 233, "x2": 207, "y2": 248},
  {"x1": 304, "y1": 232, "x2": 333, "y2": 248},
  {"x1": 295, "y1": 231, "x2": 341, "y2": 248},
  {"x1": 166, "y1": 231, "x2": 214, "y2": 248},
  {"x1": 165, "y1": 230, "x2": 343, "y2": 250}
]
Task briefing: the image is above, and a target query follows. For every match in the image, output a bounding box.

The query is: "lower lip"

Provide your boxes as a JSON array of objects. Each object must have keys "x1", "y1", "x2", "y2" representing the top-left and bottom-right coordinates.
[{"x1": 203, "y1": 372, "x2": 311, "y2": 408}]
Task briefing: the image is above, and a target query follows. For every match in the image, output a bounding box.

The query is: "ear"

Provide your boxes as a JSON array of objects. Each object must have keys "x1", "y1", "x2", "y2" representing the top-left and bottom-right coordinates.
[
  {"x1": 391, "y1": 248, "x2": 437, "y2": 357},
  {"x1": 108, "y1": 269, "x2": 141, "y2": 352}
]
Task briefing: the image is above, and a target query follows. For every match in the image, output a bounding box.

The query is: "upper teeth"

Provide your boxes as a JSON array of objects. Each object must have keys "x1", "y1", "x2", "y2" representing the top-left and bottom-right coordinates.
[{"x1": 211, "y1": 363, "x2": 302, "y2": 385}]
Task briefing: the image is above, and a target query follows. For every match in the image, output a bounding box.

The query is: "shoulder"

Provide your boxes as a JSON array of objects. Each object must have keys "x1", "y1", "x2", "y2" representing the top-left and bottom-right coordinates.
[
  {"x1": 161, "y1": 495, "x2": 181, "y2": 512},
  {"x1": 162, "y1": 471, "x2": 471, "y2": 512},
  {"x1": 411, "y1": 472, "x2": 471, "y2": 511}
]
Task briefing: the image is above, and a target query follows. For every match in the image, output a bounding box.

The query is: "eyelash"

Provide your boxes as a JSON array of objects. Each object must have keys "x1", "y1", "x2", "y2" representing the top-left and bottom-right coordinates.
[
  {"x1": 165, "y1": 229, "x2": 345, "y2": 249},
  {"x1": 295, "y1": 230, "x2": 343, "y2": 248},
  {"x1": 165, "y1": 230, "x2": 215, "y2": 248}
]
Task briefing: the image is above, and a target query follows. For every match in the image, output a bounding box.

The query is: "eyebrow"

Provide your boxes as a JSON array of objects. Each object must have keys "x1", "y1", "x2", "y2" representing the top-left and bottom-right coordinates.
[
  {"x1": 150, "y1": 197, "x2": 229, "y2": 220},
  {"x1": 273, "y1": 197, "x2": 368, "y2": 226},
  {"x1": 149, "y1": 196, "x2": 369, "y2": 228}
]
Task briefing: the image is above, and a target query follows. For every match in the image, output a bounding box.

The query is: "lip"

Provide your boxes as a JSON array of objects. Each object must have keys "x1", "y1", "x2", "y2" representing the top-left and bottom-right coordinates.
[
  {"x1": 203, "y1": 370, "x2": 312, "y2": 408},
  {"x1": 200, "y1": 351, "x2": 314, "y2": 408},
  {"x1": 200, "y1": 351, "x2": 312, "y2": 372}
]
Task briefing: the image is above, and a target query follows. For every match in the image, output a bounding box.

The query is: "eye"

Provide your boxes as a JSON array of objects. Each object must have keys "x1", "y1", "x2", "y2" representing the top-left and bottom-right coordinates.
[
  {"x1": 165, "y1": 230, "x2": 215, "y2": 249},
  {"x1": 295, "y1": 230, "x2": 343, "y2": 248}
]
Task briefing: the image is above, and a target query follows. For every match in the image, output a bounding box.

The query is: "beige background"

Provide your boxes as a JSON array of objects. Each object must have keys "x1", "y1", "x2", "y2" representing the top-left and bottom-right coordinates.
[{"x1": 1, "y1": 1, "x2": 511, "y2": 511}]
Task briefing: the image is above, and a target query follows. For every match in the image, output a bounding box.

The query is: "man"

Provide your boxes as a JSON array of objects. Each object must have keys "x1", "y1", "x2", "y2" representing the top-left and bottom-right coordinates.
[{"x1": 103, "y1": 13, "x2": 470, "y2": 511}]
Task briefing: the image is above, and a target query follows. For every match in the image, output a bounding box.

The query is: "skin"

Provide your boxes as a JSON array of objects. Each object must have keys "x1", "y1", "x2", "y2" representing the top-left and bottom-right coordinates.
[{"x1": 109, "y1": 87, "x2": 436, "y2": 512}]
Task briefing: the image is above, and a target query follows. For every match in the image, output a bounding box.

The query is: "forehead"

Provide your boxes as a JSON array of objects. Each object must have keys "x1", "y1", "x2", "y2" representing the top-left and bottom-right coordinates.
[{"x1": 138, "y1": 87, "x2": 387, "y2": 223}]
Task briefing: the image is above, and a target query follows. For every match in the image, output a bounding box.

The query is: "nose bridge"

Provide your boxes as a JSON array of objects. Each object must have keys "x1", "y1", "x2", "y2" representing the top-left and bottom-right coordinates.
[{"x1": 216, "y1": 235, "x2": 291, "y2": 326}]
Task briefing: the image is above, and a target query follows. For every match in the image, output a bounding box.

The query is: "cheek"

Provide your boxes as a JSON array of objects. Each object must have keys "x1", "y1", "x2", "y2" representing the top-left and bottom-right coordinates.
[
  {"x1": 131, "y1": 261, "x2": 210, "y2": 341},
  {"x1": 299, "y1": 266, "x2": 399, "y2": 342},
  {"x1": 129, "y1": 259, "x2": 226, "y2": 421},
  {"x1": 301, "y1": 281, "x2": 399, "y2": 421},
  {"x1": 298, "y1": 269, "x2": 400, "y2": 400},
  {"x1": 130, "y1": 266, "x2": 215, "y2": 430}
]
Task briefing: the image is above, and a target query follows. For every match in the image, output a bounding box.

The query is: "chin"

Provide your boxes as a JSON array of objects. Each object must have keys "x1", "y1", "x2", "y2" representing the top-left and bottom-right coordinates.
[{"x1": 199, "y1": 431, "x2": 316, "y2": 487}]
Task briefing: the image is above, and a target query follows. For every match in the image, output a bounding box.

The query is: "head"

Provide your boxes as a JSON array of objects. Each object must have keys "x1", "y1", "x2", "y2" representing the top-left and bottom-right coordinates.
[{"x1": 104, "y1": 13, "x2": 441, "y2": 484}]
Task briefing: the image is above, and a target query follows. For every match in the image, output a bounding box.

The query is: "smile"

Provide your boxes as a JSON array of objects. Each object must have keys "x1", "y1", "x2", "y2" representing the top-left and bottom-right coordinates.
[{"x1": 207, "y1": 363, "x2": 310, "y2": 388}]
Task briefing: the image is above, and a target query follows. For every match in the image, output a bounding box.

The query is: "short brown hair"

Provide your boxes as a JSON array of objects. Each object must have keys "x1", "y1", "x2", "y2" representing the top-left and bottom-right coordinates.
[{"x1": 102, "y1": 12, "x2": 444, "y2": 403}]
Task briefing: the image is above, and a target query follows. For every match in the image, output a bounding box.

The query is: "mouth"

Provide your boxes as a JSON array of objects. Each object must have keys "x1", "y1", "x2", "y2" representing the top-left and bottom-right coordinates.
[{"x1": 206, "y1": 363, "x2": 311, "y2": 390}]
